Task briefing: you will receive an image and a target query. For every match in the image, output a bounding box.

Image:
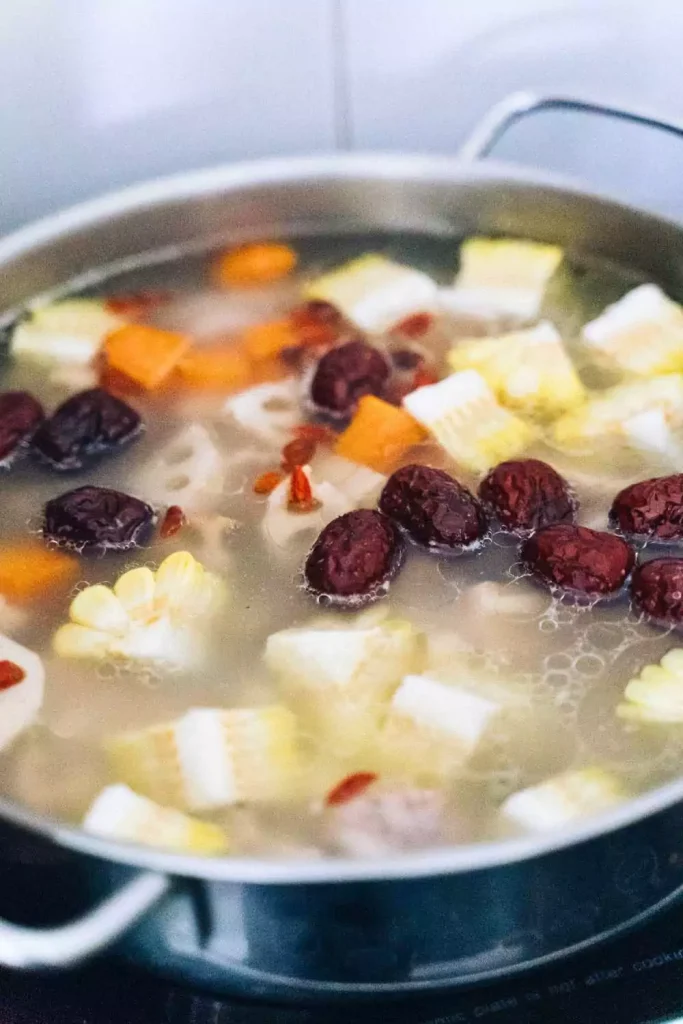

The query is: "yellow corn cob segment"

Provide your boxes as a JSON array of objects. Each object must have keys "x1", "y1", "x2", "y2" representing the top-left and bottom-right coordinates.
[
  {"x1": 442, "y1": 237, "x2": 563, "y2": 325},
  {"x1": 83, "y1": 784, "x2": 228, "y2": 854},
  {"x1": 53, "y1": 551, "x2": 226, "y2": 668},
  {"x1": 107, "y1": 705, "x2": 299, "y2": 811},
  {"x1": 448, "y1": 321, "x2": 585, "y2": 420},
  {"x1": 11, "y1": 299, "x2": 125, "y2": 366},
  {"x1": 381, "y1": 671, "x2": 527, "y2": 782},
  {"x1": 304, "y1": 254, "x2": 439, "y2": 333},
  {"x1": 617, "y1": 648, "x2": 683, "y2": 723},
  {"x1": 500, "y1": 768, "x2": 625, "y2": 833},
  {"x1": 582, "y1": 284, "x2": 683, "y2": 377},
  {"x1": 265, "y1": 614, "x2": 423, "y2": 756},
  {"x1": 551, "y1": 374, "x2": 683, "y2": 454},
  {"x1": 403, "y1": 369, "x2": 537, "y2": 472}
]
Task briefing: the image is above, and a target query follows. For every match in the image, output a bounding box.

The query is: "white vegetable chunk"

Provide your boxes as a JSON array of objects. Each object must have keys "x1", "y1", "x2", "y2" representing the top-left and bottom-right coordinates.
[
  {"x1": 311, "y1": 452, "x2": 386, "y2": 506},
  {"x1": 11, "y1": 300, "x2": 124, "y2": 366},
  {"x1": 440, "y1": 238, "x2": 563, "y2": 326},
  {"x1": 500, "y1": 768, "x2": 625, "y2": 834},
  {"x1": 0, "y1": 634, "x2": 44, "y2": 752},
  {"x1": 582, "y1": 284, "x2": 683, "y2": 377},
  {"x1": 265, "y1": 615, "x2": 422, "y2": 753},
  {"x1": 224, "y1": 378, "x2": 301, "y2": 446},
  {"x1": 304, "y1": 254, "x2": 439, "y2": 333},
  {"x1": 139, "y1": 422, "x2": 225, "y2": 511},
  {"x1": 107, "y1": 705, "x2": 299, "y2": 811},
  {"x1": 83, "y1": 784, "x2": 228, "y2": 854},
  {"x1": 261, "y1": 466, "x2": 351, "y2": 550},
  {"x1": 403, "y1": 369, "x2": 536, "y2": 472}
]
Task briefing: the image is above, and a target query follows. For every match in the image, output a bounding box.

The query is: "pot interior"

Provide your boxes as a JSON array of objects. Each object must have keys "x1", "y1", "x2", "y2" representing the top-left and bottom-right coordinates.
[{"x1": 1, "y1": 156, "x2": 683, "y2": 883}]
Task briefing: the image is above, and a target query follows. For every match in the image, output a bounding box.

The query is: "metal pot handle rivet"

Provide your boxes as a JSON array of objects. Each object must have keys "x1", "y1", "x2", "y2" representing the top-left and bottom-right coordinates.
[
  {"x1": 0, "y1": 870, "x2": 169, "y2": 969},
  {"x1": 458, "y1": 90, "x2": 683, "y2": 163}
]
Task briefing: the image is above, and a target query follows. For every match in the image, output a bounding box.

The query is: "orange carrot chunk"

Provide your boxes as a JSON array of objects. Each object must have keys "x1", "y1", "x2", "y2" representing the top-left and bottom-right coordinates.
[
  {"x1": 335, "y1": 395, "x2": 427, "y2": 474},
  {"x1": 104, "y1": 324, "x2": 190, "y2": 390},
  {"x1": 0, "y1": 544, "x2": 80, "y2": 604},
  {"x1": 177, "y1": 344, "x2": 256, "y2": 392},
  {"x1": 212, "y1": 243, "x2": 297, "y2": 288},
  {"x1": 242, "y1": 319, "x2": 299, "y2": 362}
]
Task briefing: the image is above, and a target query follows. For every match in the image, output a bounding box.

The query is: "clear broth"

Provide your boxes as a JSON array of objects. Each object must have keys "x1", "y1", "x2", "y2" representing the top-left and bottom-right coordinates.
[{"x1": 1, "y1": 232, "x2": 680, "y2": 858}]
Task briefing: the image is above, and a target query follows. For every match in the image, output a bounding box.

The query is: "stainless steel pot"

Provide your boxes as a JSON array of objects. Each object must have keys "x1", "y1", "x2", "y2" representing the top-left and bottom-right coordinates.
[{"x1": 3, "y1": 92, "x2": 683, "y2": 1001}]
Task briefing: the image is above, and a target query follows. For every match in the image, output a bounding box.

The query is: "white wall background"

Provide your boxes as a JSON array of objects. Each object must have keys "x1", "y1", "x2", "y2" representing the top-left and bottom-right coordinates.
[{"x1": 1, "y1": 0, "x2": 683, "y2": 233}]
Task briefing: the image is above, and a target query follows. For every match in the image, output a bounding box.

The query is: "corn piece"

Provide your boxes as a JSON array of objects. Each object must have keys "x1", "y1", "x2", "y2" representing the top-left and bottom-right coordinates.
[
  {"x1": 381, "y1": 672, "x2": 524, "y2": 781},
  {"x1": 304, "y1": 254, "x2": 439, "y2": 333},
  {"x1": 265, "y1": 615, "x2": 422, "y2": 754},
  {"x1": 53, "y1": 552, "x2": 225, "y2": 668},
  {"x1": 83, "y1": 784, "x2": 228, "y2": 854},
  {"x1": 441, "y1": 237, "x2": 563, "y2": 325},
  {"x1": 11, "y1": 300, "x2": 125, "y2": 366},
  {"x1": 107, "y1": 706, "x2": 299, "y2": 811},
  {"x1": 448, "y1": 321, "x2": 585, "y2": 420},
  {"x1": 0, "y1": 634, "x2": 44, "y2": 752},
  {"x1": 403, "y1": 369, "x2": 537, "y2": 472},
  {"x1": 582, "y1": 284, "x2": 683, "y2": 377},
  {"x1": 617, "y1": 648, "x2": 683, "y2": 723},
  {"x1": 551, "y1": 375, "x2": 683, "y2": 454},
  {"x1": 500, "y1": 768, "x2": 625, "y2": 833},
  {"x1": 335, "y1": 395, "x2": 427, "y2": 473}
]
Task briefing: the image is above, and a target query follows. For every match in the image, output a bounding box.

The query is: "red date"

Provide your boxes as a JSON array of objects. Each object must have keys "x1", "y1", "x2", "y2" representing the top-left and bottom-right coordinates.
[
  {"x1": 0, "y1": 392, "x2": 44, "y2": 468},
  {"x1": 309, "y1": 340, "x2": 390, "y2": 419},
  {"x1": 631, "y1": 558, "x2": 683, "y2": 626},
  {"x1": 521, "y1": 524, "x2": 635, "y2": 598},
  {"x1": 304, "y1": 509, "x2": 405, "y2": 608},
  {"x1": 44, "y1": 486, "x2": 155, "y2": 553},
  {"x1": 479, "y1": 459, "x2": 577, "y2": 537},
  {"x1": 32, "y1": 388, "x2": 142, "y2": 472},
  {"x1": 379, "y1": 464, "x2": 489, "y2": 554},
  {"x1": 610, "y1": 474, "x2": 683, "y2": 542}
]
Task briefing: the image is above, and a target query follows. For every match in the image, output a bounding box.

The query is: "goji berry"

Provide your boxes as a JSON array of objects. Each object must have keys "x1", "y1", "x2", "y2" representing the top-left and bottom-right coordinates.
[
  {"x1": 0, "y1": 660, "x2": 26, "y2": 691},
  {"x1": 160, "y1": 504, "x2": 186, "y2": 538},
  {"x1": 253, "y1": 470, "x2": 285, "y2": 496},
  {"x1": 326, "y1": 772, "x2": 378, "y2": 806},
  {"x1": 287, "y1": 465, "x2": 322, "y2": 513}
]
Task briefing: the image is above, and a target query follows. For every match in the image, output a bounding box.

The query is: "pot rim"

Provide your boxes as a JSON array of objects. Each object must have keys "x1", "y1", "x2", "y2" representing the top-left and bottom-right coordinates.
[{"x1": 2, "y1": 150, "x2": 683, "y2": 885}]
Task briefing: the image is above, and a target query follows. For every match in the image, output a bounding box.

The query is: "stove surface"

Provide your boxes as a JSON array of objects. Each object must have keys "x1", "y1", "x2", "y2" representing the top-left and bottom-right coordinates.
[{"x1": 2, "y1": 823, "x2": 683, "y2": 1024}]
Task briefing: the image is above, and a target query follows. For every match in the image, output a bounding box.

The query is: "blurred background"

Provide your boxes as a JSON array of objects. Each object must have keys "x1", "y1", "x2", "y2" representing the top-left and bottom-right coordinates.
[{"x1": 2, "y1": 0, "x2": 683, "y2": 234}]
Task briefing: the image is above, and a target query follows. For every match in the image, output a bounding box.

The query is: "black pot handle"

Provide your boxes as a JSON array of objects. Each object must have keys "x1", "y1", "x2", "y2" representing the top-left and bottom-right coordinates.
[
  {"x1": 458, "y1": 90, "x2": 683, "y2": 163},
  {"x1": 0, "y1": 869, "x2": 169, "y2": 968}
]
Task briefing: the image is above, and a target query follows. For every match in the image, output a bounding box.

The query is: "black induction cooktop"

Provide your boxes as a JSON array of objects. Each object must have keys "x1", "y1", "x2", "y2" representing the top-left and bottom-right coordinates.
[{"x1": 1, "y1": 820, "x2": 683, "y2": 1024}]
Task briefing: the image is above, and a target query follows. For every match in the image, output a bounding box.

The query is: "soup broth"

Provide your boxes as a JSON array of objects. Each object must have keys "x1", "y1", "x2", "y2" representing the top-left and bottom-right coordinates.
[{"x1": 1, "y1": 231, "x2": 682, "y2": 860}]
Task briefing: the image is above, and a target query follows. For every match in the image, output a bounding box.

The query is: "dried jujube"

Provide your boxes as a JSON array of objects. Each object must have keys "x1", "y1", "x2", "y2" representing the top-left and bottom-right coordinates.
[
  {"x1": 479, "y1": 459, "x2": 577, "y2": 537},
  {"x1": 32, "y1": 388, "x2": 142, "y2": 472},
  {"x1": 610, "y1": 474, "x2": 683, "y2": 542},
  {"x1": 521, "y1": 524, "x2": 635, "y2": 598},
  {"x1": 303, "y1": 508, "x2": 405, "y2": 607},
  {"x1": 44, "y1": 486, "x2": 155, "y2": 553},
  {"x1": 0, "y1": 392, "x2": 44, "y2": 467},
  {"x1": 309, "y1": 340, "x2": 390, "y2": 419},
  {"x1": 631, "y1": 558, "x2": 683, "y2": 626},
  {"x1": 379, "y1": 464, "x2": 488, "y2": 554}
]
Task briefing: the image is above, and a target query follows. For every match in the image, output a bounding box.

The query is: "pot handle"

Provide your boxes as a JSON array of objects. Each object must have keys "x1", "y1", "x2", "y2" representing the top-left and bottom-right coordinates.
[
  {"x1": 458, "y1": 90, "x2": 683, "y2": 162},
  {"x1": 0, "y1": 869, "x2": 169, "y2": 969}
]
